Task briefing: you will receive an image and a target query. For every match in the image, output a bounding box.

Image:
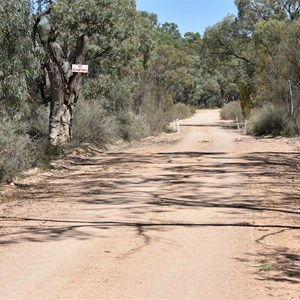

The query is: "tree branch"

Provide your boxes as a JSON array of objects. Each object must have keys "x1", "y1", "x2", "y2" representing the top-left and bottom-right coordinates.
[
  {"x1": 217, "y1": 37, "x2": 256, "y2": 66},
  {"x1": 86, "y1": 46, "x2": 113, "y2": 63},
  {"x1": 32, "y1": 4, "x2": 52, "y2": 48}
]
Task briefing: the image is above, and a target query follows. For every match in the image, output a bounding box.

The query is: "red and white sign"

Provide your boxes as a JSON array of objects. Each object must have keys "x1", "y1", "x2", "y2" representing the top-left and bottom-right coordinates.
[{"x1": 72, "y1": 64, "x2": 89, "y2": 73}]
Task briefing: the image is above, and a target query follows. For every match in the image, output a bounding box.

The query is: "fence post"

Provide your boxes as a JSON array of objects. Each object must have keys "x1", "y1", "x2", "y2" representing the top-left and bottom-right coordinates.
[
  {"x1": 236, "y1": 116, "x2": 240, "y2": 130},
  {"x1": 176, "y1": 119, "x2": 180, "y2": 133}
]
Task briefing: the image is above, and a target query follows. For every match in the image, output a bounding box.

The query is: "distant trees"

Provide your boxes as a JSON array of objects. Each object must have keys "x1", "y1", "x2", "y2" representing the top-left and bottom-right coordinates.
[
  {"x1": 1, "y1": 0, "x2": 241, "y2": 148},
  {"x1": 204, "y1": 0, "x2": 300, "y2": 134},
  {"x1": 0, "y1": 0, "x2": 197, "y2": 180}
]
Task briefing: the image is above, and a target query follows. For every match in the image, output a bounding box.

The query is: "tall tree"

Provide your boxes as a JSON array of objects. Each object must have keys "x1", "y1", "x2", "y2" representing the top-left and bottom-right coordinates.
[
  {"x1": 235, "y1": 0, "x2": 300, "y2": 22},
  {"x1": 33, "y1": 0, "x2": 136, "y2": 145},
  {"x1": 157, "y1": 22, "x2": 182, "y2": 47},
  {"x1": 0, "y1": 0, "x2": 38, "y2": 113}
]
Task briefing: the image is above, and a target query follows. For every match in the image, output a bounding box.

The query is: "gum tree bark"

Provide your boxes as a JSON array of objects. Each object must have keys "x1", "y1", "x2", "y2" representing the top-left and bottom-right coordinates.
[
  {"x1": 47, "y1": 35, "x2": 85, "y2": 145},
  {"x1": 32, "y1": 1, "x2": 136, "y2": 145}
]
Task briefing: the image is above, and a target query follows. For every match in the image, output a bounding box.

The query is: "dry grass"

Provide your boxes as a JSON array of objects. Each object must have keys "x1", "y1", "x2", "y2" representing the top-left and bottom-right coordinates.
[
  {"x1": 220, "y1": 101, "x2": 244, "y2": 122},
  {"x1": 0, "y1": 114, "x2": 35, "y2": 181},
  {"x1": 246, "y1": 104, "x2": 285, "y2": 136},
  {"x1": 72, "y1": 100, "x2": 118, "y2": 147}
]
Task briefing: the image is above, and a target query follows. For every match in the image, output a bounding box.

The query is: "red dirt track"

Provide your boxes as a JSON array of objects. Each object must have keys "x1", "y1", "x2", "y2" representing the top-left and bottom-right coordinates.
[{"x1": 0, "y1": 110, "x2": 299, "y2": 299}]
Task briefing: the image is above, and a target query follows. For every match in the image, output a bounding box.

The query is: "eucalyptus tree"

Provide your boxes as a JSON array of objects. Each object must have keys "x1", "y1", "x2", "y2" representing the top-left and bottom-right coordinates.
[
  {"x1": 235, "y1": 0, "x2": 300, "y2": 22},
  {"x1": 32, "y1": 0, "x2": 137, "y2": 145},
  {"x1": 236, "y1": 0, "x2": 300, "y2": 121},
  {"x1": 157, "y1": 22, "x2": 182, "y2": 47},
  {"x1": 147, "y1": 45, "x2": 193, "y2": 105},
  {"x1": 253, "y1": 18, "x2": 300, "y2": 132},
  {"x1": 203, "y1": 0, "x2": 300, "y2": 129},
  {"x1": 203, "y1": 14, "x2": 256, "y2": 115},
  {"x1": 0, "y1": 0, "x2": 39, "y2": 114}
]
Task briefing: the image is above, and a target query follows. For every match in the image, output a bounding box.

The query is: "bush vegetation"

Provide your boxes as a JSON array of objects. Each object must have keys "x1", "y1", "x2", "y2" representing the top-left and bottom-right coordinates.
[
  {"x1": 27, "y1": 106, "x2": 49, "y2": 140},
  {"x1": 220, "y1": 101, "x2": 244, "y2": 122},
  {"x1": 0, "y1": 108, "x2": 65, "y2": 180},
  {"x1": 0, "y1": 114, "x2": 35, "y2": 181},
  {"x1": 35, "y1": 141, "x2": 64, "y2": 170},
  {"x1": 246, "y1": 104, "x2": 285, "y2": 136},
  {"x1": 0, "y1": 100, "x2": 195, "y2": 182},
  {"x1": 2, "y1": 1, "x2": 300, "y2": 182},
  {"x1": 72, "y1": 100, "x2": 118, "y2": 147},
  {"x1": 118, "y1": 111, "x2": 150, "y2": 142},
  {"x1": 166, "y1": 103, "x2": 195, "y2": 122}
]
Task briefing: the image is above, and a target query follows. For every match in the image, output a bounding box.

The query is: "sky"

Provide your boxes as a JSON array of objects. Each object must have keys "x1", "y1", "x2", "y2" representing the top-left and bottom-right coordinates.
[{"x1": 136, "y1": 0, "x2": 237, "y2": 35}]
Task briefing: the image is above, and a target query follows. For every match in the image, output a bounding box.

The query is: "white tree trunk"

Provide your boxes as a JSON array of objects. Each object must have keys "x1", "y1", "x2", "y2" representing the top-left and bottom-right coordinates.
[{"x1": 47, "y1": 36, "x2": 84, "y2": 145}]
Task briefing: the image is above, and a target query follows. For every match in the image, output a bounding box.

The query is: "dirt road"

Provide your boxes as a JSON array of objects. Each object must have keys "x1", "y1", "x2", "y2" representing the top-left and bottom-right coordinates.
[{"x1": 1, "y1": 110, "x2": 300, "y2": 299}]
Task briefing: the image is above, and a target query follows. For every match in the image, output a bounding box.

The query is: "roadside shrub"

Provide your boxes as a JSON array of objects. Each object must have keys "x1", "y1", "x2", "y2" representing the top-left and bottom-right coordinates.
[
  {"x1": 139, "y1": 89, "x2": 173, "y2": 133},
  {"x1": 35, "y1": 141, "x2": 64, "y2": 169},
  {"x1": 141, "y1": 106, "x2": 166, "y2": 133},
  {"x1": 165, "y1": 103, "x2": 194, "y2": 122},
  {"x1": 0, "y1": 114, "x2": 35, "y2": 181},
  {"x1": 282, "y1": 107, "x2": 300, "y2": 136},
  {"x1": 72, "y1": 100, "x2": 118, "y2": 147},
  {"x1": 27, "y1": 105, "x2": 49, "y2": 139},
  {"x1": 246, "y1": 104, "x2": 285, "y2": 136},
  {"x1": 220, "y1": 101, "x2": 244, "y2": 121},
  {"x1": 118, "y1": 111, "x2": 150, "y2": 141},
  {"x1": 140, "y1": 99, "x2": 194, "y2": 133},
  {"x1": 162, "y1": 103, "x2": 195, "y2": 133}
]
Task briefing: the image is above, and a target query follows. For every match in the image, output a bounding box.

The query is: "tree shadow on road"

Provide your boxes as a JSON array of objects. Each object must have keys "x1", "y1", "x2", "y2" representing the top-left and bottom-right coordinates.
[
  {"x1": 1, "y1": 136, "x2": 299, "y2": 285},
  {"x1": 236, "y1": 229, "x2": 300, "y2": 285}
]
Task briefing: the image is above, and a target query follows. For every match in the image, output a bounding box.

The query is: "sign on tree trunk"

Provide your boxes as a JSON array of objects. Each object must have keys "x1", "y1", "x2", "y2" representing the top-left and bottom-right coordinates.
[{"x1": 72, "y1": 64, "x2": 89, "y2": 73}]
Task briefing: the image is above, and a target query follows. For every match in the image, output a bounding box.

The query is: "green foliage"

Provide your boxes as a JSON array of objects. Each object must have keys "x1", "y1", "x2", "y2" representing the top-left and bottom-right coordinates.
[
  {"x1": 235, "y1": 0, "x2": 300, "y2": 23},
  {"x1": 0, "y1": 114, "x2": 35, "y2": 181},
  {"x1": 83, "y1": 73, "x2": 136, "y2": 116},
  {"x1": 194, "y1": 77, "x2": 222, "y2": 108},
  {"x1": 4, "y1": 0, "x2": 300, "y2": 180},
  {"x1": 27, "y1": 105, "x2": 50, "y2": 139},
  {"x1": 220, "y1": 101, "x2": 244, "y2": 121},
  {"x1": 246, "y1": 104, "x2": 285, "y2": 136},
  {"x1": 36, "y1": 142, "x2": 64, "y2": 170},
  {"x1": 118, "y1": 111, "x2": 150, "y2": 142},
  {"x1": 0, "y1": 0, "x2": 39, "y2": 113},
  {"x1": 139, "y1": 93, "x2": 194, "y2": 134},
  {"x1": 180, "y1": 32, "x2": 202, "y2": 55},
  {"x1": 163, "y1": 103, "x2": 194, "y2": 133},
  {"x1": 51, "y1": 0, "x2": 136, "y2": 41},
  {"x1": 230, "y1": 1, "x2": 300, "y2": 136},
  {"x1": 260, "y1": 263, "x2": 278, "y2": 271},
  {"x1": 157, "y1": 22, "x2": 182, "y2": 47},
  {"x1": 165, "y1": 103, "x2": 195, "y2": 122},
  {"x1": 44, "y1": 0, "x2": 139, "y2": 79},
  {"x1": 72, "y1": 100, "x2": 118, "y2": 147},
  {"x1": 0, "y1": 1, "x2": 205, "y2": 179},
  {"x1": 138, "y1": 86, "x2": 173, "y2": 133},
  {"x1": 143, "y1": 45, "x2": 193, "y2": 106},
  {"x1": 204, "y1": 14, "x2": 256, "y2": 67},
  {"x1": 136, "y1": 12, "x2": 158, "y2": 69}
]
